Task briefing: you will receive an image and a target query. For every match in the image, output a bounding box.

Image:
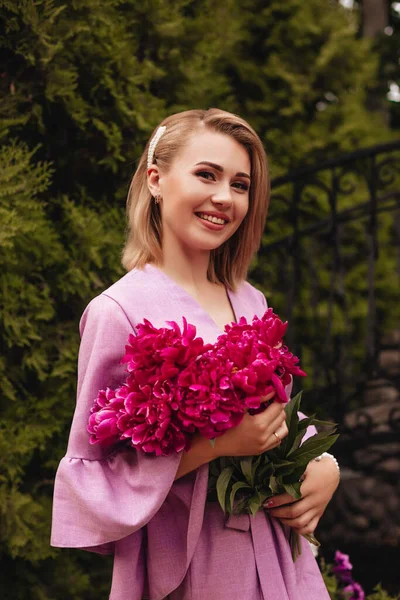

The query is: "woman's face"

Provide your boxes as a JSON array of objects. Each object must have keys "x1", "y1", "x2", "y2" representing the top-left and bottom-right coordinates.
[{"x1": 155, "y1": 129, "x2": 251, "y2": 255}]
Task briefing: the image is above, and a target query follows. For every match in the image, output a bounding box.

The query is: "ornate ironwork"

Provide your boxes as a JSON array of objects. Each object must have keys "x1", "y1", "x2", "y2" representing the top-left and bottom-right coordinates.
[{"x1": 252, "y1": 141, "x2": 400, "y2": 553}]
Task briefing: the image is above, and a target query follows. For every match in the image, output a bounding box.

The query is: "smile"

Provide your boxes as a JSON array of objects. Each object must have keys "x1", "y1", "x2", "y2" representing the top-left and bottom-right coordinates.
[{"x1": 196, "y1": 213, "x2": 227, "y2": 225}]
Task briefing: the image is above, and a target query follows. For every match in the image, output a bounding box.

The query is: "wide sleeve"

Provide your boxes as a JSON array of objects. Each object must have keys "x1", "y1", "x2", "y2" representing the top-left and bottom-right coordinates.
[{"x1": 50, "y1": 293, "x2": 182, "y2": 552}]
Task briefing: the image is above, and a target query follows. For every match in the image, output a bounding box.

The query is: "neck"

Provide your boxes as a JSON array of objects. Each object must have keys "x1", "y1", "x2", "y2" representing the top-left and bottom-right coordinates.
[{"x1": 155, "y1": 240, "x2": 216, "y2": 295}]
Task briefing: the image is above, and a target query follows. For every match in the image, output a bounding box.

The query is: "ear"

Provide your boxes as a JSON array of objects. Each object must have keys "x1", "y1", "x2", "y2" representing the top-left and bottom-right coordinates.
[{"x1": 147, "y1": 165, "x2": 161, "y2": 198}]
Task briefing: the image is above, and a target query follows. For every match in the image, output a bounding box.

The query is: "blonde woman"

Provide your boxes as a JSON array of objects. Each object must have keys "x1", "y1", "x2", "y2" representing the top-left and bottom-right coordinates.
[{"x1": 51, "y1": 109, "x2": 339, "y2": 600}]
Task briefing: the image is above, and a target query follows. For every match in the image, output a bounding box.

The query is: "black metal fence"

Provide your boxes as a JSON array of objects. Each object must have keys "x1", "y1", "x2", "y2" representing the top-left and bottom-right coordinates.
[{"x1": 253, "y1": 140, "x2": 400, "y2": 590}]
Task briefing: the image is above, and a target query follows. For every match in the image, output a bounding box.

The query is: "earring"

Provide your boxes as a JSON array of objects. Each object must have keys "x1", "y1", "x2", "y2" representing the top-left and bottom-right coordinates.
[{"x1": 154, "y1": 194, "x2": 161, "y2": 204}]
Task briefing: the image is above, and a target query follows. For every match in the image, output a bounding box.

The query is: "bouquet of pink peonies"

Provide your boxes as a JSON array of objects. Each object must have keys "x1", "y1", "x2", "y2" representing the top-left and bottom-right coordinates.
[
  {"x1": 87, "y1": 308, "x2": 338, "y2": 560},
  {"x1": 88, "y1": 309, "x2": 307, "y2": 456}
]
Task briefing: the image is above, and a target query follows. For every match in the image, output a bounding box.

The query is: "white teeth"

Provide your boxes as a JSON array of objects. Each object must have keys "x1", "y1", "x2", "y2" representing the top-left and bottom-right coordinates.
[{"x1": 197, "y1": 213, "x2": 226, "y2": 225}]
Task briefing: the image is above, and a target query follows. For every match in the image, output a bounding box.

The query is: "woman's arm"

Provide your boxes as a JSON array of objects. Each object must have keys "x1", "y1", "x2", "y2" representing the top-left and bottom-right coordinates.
[
  {"x1": 175, "y1": 394, "x2": 287, "y2": 480},
  {"x1": 51, "y1": 294, "x2": 183, "y2": 551},
  {"x1": 175, "y1": 433, "x2": 217, "y2": 479}
]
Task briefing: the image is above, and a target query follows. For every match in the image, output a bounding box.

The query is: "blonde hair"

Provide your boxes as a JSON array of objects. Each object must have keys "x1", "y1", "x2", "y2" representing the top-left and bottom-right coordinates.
[{"x1": 121, "y1": 108, "x2": 269, "y2": 291}]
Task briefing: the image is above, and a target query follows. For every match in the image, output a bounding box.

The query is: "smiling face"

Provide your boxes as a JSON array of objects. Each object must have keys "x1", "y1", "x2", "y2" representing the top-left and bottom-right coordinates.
[{"x1": 151, "y1": 129, "x2": 251, "y2": 257}]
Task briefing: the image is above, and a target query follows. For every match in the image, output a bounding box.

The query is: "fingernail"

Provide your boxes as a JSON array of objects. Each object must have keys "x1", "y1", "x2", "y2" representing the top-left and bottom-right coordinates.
[{"x1": 264, "y1": 500, "x2": 274, "y2": 508}]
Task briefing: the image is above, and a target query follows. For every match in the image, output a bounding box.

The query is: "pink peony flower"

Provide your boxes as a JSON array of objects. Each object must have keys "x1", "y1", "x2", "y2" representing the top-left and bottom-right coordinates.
[
  {"x1": 215, "y1": 309, "x2": 306, "y2": 404},
  {"x1": 121, "y1": 317, "x2": 210, "y2": 378},
  {"x1": 88, "y1": 387, "x2": 128, "y2": 447},
  {"x1": 118, "y1": 384, "x2": 190, "y2": 456},
  {"x1": 176, "y1": 350, "x2": 245, "y2": 439},
  {"x1": 89, "y1": 377, "x2": 191, "y2": 456}
]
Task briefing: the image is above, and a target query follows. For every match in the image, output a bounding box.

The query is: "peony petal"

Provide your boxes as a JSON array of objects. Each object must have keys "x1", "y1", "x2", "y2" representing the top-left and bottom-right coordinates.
[{"x1": 271, "y1": 374, "x2": 288, "y2": 403}]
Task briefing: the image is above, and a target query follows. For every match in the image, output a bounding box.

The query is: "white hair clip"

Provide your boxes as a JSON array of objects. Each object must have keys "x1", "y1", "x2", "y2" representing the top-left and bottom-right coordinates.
[{"x1": 147, "y1": 125, "x2": 167, "y2": 169}]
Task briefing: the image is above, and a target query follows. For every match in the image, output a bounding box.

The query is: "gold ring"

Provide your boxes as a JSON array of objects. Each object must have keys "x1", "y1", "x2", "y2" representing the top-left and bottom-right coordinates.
[{"x1": 273, "y1": 431, "x2": 280, "y2": 441}]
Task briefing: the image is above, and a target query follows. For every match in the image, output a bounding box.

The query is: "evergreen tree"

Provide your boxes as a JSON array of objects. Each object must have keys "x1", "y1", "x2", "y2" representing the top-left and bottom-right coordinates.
[{"x1": 218, "y1": 0, "x2": 394, "y2": 174}]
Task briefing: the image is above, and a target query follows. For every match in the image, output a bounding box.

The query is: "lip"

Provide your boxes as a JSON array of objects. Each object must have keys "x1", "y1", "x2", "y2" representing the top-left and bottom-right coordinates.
[
  {"x1": 195, "y1": 214, "x2": 226, "y2": 231},
  {"x1": 195, "y1": 211, "x2": 230, "y2": 223}
]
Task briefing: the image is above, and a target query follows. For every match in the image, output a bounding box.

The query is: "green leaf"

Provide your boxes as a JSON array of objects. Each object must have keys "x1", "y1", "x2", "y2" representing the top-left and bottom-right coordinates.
[
  {"x1": 274, "y1": 473, "x2": 285, "y2": 491},
  {"x1": 239, "y1": 456, "x2": 254, "y2": 487},
  {"x1": 288, "y1": 433, "x2": 339, "y2": 466},
  {"x1": 303, "y1": 533, "x2": 320, "y2": 547},
  {"x1": 281, "y1": 392, "x2": 301, "y2": 453},
  {"x1": 216, "y1": 466, "x2": 234, "y2": 513},
  {"x1": 229, "y1": 481, "x2": 252, "y2": 514},
  {"x1": 295, "y1": 531, "x2": 302, "y2": 561},
  {"x1": 269, "y1": 460, "x2": 299, "y2": 478},
  {"x1": 252, "y1": 455, "x2": 262, "y2": 471},
  {"x1": 248, "y1": 493, "x2": 262, "y2": 516},
  {"x1": 297, "y1": 416, "x2": 315, "y2": 432},
  {"x1": 269, "y1": 475, "x2": 280, "y2": 495},
  {"x1": 308, "y1": 419, "x2": 338, "y2": 430},
  {"x1": 233, "y1": 496, "x2": 250, "y2": 514},
  {"x1": 269, "y1": 457, "x2": 294, "y2": 469},
  {"x1": 291, "y1": 430, "x2": 307, "y2": 452},
  {"x1": 282, "y1": 481, "x2": 302, "y2": 500},
  {"x1": 281, "y1": 465, "x2": 307, "y2": 484},
  {"x1": 284, "y1": 391, "x2": 302, "y2": 422},
  {"x1": 258, "y1": 490, "x2": 271, "y2": 505},
  {"x1": 257, "y1": 461, "x2": 275, "y2": 482}
]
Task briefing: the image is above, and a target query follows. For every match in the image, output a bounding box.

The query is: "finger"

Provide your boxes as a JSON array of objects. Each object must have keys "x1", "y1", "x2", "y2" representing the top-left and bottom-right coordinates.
[
  {"x1": 275, "y1": 420, "x2": 288, "y2": 440},
  {"x1": 268, "y1": 500, "x2": 312, "y2": 520},
  {"x1": 266, "y1": 432, "x2": 282, "y2": 451},
  {"x1": 276, "y1": 509, "x2": 317, "y2": 531},
  {"x1": 266, "y1": 415, "x2": 287, "y2": 444},
  {"x1": 264, "y1": 407, "x2": 287, "y2": 433},
  {"x1": 264, "y1": 419, "x2": 288, "y2": 451},
  {"x1": 261, "y1": 401, "x2": 286, "y2": 422},
  {"x1": 264, "y1": 492, "x2": 298, "y2": 509},
  {"x1": 269, "y1": 498, "x2": 313, "y2": 520},
  {"x1": 294, "y1": 515, "x2": 320, "y2": 536},
  {"x1": 251, "y1": 404, "x2": 285, "y2": 436},
  {"x1": 260, "y1": 390, "x2": 277, "y2": 403}
]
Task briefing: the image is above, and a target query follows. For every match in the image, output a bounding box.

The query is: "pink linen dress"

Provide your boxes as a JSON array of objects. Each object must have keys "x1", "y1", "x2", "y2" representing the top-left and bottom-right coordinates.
[{"x1": 51, "y1": 263, "x2": 330, "y2": 600}]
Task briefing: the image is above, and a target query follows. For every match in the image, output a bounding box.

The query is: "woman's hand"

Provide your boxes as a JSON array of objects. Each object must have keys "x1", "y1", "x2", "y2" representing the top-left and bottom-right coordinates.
[
  {"x1": 175, "y1": 392, "x2": 288, "y2": 480},
  {"x1": 214, "y1": 392, "x2": 288, "y2": 458},
  {"x1": 265, "y1": 456, "x2": 340, "y2": 536}
]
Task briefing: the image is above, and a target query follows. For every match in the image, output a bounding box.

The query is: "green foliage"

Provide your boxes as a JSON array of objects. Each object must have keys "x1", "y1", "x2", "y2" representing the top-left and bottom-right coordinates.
[
  {"x1": 221, "y1": 0, "x2": 394, "y2": 175},
  {"x1": 0, "y1": 138, "x2": 121, "y2": 595},
  {"x1": 367, "y1": 584, "x2": 400, "y2": 600},
  {"x1": 0, "y1": 0, "x2": 395, "y2": 596}
]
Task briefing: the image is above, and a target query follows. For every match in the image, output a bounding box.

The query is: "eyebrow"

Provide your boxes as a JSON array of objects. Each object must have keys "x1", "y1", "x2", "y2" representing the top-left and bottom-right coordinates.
[{"x1": 195, "y1": 161, "x2": 251, "y2": 180}]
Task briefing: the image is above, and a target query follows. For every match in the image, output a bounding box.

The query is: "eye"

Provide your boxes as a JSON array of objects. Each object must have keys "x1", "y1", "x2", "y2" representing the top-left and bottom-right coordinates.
[
  {"x1": 196, "y1": 170, "x2": 216, "y2": 181},
  {"x1": 195, "y1": 170, "x2": 249, "y2": 191},
  {"x1": 232, "y1": 181, "x2": 249, "y2": 191}
]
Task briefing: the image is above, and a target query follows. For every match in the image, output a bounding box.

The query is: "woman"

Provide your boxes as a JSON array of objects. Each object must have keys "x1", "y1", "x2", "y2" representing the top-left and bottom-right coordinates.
[{"x1": 51, "y1": 108, "x2": 339, "y2": 599}]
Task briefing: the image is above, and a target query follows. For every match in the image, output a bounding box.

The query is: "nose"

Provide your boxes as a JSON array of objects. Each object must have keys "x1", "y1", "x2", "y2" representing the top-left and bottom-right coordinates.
[{"x1": 210, "y1": 182, "x2": 233, "y2": 208}]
